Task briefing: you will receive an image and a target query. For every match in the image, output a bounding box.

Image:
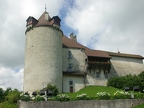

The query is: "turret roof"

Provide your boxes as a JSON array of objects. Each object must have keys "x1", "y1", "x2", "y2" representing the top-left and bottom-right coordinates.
[{"x1": 35, "y1": 12, "x2": 52, "y2": 26}]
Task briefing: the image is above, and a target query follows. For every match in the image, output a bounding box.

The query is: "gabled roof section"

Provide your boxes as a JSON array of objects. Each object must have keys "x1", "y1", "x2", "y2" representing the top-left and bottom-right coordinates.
[
  {"x1": 62, "y1": 36, "x2": 111, "y2": 58},
  {"x1": 107, "y1": 51, "x2": 144, "y2": 59}
]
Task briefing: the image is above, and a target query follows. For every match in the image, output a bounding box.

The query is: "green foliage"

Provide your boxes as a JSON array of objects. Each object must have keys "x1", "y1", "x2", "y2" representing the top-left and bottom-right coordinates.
[
  {"x1": 96, "y1": 92, "x2": 111, "y2": 100},
  {"x1": 34, "y1": 95, "x2": 45, "y2": 101},
  {"x1": 20, "y1": 94, "x2": 31, "y2": 102},
  {"x1": 132, "y1": 103, "x2": 144, "y2": 108},
  {"x1": 5, "y1": 89, "x2": 21, "y2": 103},
  {"x1": 0, "y1": 88, "x2": 5, "y2": 102},
  {"x1": 107, "y1": 71, "x2": 144, "y2": 92},
  {"x1": 75, "y1": 93, "x2": 90, "y2": 100},
  {"x1": 0, "y1": 102, "x2": 17, "y2": 108},
  {"x1": 111, "y1": 91, "x2": 131, "y2": 99},
  {"x1": 134, "y1": 92, "x2": 144, "y2": 99},
  {"x1": 47, "y1": 84, "x2": 59, "y2": 96},
  {"x1": 55, "y1": 94, "x2": 70, "y2": 101},
  {"x1": 4, "y1": 88, "x2": 12, "y2": 96}
]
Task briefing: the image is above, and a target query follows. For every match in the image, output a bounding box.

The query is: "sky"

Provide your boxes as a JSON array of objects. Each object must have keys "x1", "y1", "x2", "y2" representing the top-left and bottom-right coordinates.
[{"x1": 0, "y1": 0, "x2": 144, "y2": 91}]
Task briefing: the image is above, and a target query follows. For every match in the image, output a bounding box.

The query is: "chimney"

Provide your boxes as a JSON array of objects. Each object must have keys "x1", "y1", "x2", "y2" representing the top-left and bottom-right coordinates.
[{"x1": 70, "y1": 33, "x2": 77, "y2": 42}]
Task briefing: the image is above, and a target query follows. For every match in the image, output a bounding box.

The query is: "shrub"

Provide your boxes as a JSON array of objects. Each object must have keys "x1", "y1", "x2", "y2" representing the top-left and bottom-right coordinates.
[
  {"x1": 47, "y1": 84, "x2": 59, "y2": 96},
  {"x1": 34, "y1": 95, "x2": 45, "y2": 101},
  {"x1": 107, "y1": 72, "x2": 144, "y2": 93},
  {"x1": 55, "y1": 94, "x2": 70, "y2": 101},
  {"x1": 0, "y1": 88, "x2": 5, "y2": 102},
  {"x1": 20, "y1": 93, "x2": 31, "y2": 102},
  {"x1": 112, "y1": 91, "x2": 131, "y2": 99},
  {"x1": 75, "y1": 93, "x2": 90, "y2": 100},
  {"x1": 134, "y1": 92, "x2": 144, "y2": 99},
  {"x1": 5, "y1": 89, "x2": 21, "y2": 103},
  {"x1": 96, "y1": 92, "x2": 111, "y2": 100},
  {"x1": 0, "y1": 102, "x2": 17, "y2": 108}
]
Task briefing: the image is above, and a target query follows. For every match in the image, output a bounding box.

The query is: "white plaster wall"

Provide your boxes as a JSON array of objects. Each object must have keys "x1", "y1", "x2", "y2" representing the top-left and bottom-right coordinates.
[
  {"x1": 62, "y1": 48, "x2": 87, "y2": 72},
  {"x1": 63, "y1": 76, "x2": 84, "y2": 92},
  {"x1": 110, "y1": 56, "x2": 144, "y2": 77},
  {"x1": 111, "y1": 56, "x2": 143, "y2": 64},
  {"x1": 86, "y1": 69, "x2": 108, "y2": 86},
  {"x1": 24, "y1": 26, "x2": 62, "y2": 93}
]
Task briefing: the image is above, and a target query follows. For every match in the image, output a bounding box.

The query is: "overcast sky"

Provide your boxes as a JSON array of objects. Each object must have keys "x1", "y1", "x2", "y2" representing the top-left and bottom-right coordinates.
[{"x1": 0, "y1": 0, "x2": 144, "y2": 91}]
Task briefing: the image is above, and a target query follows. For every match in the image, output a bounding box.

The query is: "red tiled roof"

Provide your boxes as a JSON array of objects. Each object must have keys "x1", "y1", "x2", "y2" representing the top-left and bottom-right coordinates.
[
  {"x1": 62, "y1": 36, "x2": 111, "y2": 58},
  {"x1": 35, "y1": 12, "x2": 53, "y2": 26}
]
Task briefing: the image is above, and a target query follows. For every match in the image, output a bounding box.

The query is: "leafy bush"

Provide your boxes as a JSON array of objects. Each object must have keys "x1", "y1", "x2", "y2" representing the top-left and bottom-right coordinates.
[
  {"x1": 34, "y1": 95, "x2": 45, "y2": 101},
  {"x1": 47, "y1": 84, "x2": 59, "y2": 96},
  {"x1": 134, "y1": 93, "x2": 144, "y2": 99},
  {"x1": 5, "y1": 89, "x2": 21, "y2": 103},
  {"x1": 0, "y1": 102, "x2": 17, "y2": 108},
  {"x1": 96, "y1": 92, "x2": 111, "y2": 100},
  {"x1": 75, "y1": 93, "x2": 90, "y2": 100},
  {"x1": 0, "y1": 88, "x2": 5, "y2": 102},
  {"x1": 112, "y1": 91, "x2": 131, "y2": 99},
  {"x1": 107, "y1": 72, "x2": 144, "y2": 92},
  {"x1": 20, "y1": 93, "x2": 31, "y2": 102},
  {"x1": 55, "y1": 94, "x2": 70, "y2": 101}
]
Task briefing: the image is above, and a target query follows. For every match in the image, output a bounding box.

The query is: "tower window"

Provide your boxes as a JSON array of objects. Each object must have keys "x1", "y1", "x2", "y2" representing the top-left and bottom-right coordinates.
[{"x1": 68, "y1": 51, "x2": 72, "y2": 59}]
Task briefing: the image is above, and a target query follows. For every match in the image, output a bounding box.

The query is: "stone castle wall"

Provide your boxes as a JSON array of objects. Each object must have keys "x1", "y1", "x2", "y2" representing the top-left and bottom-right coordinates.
[
  {"x1": 62, "y1": 48, "x2": 87, "y2": 72},
  {"x1": 18, "y1": 99, "x2": 144, "y2": 108},
  {"x1": 24, "y1": 26, "x2": 63, "y2": 93}
]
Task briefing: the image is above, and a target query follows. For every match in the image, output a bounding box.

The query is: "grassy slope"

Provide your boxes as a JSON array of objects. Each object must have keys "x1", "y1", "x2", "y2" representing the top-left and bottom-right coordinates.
[
  {"x1": 132, "y1": 103, "x2": 144, "y2": 108},
  {"x1": 64, "y1": 86, "x2": 121, "y2": 98}
]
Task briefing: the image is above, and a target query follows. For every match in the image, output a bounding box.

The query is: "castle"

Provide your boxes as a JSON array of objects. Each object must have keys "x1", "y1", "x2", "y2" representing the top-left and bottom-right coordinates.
[{"x1": 24, "y1": 11, "x2": 144, "y2": 94}]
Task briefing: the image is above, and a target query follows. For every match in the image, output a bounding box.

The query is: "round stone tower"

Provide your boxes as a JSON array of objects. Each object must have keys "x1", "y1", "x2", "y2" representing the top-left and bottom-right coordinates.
[{"x1": 24, "y1": 11, "x2": 63, "y2": 93}]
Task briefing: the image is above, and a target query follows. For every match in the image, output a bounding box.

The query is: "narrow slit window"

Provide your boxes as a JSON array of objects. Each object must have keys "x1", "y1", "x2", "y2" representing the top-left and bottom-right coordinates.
[{"x1": 68, "y1": 51, "x2": 72, "y2": 59}]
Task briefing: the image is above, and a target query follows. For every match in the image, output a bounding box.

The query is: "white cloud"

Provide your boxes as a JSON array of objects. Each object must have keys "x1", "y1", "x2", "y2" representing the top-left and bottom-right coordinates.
[
  {"x1": 0, "y1": 68, "x2": 23, "y2": 91},
  {"x1": 64, "y1": 0, "x2": 144, "y2": 55}
]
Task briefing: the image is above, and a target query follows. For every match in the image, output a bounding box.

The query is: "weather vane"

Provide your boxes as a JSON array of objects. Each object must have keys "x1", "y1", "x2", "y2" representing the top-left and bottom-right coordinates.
[{"x1": 45, "y1": 4, "x2": 47, "y2": 12}]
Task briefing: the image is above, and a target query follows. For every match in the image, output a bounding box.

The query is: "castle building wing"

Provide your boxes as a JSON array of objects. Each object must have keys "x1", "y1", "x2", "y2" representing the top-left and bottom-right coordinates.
[{"x1": 62, "y1": 35, "x2": 111, "y2": 59}]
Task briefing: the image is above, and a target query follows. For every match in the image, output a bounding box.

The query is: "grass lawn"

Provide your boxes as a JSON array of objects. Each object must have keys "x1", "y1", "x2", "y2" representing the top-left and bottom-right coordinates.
[
  {"x1": 132, "y1": 103, "x2": 144, "y2": 108},
  {"x1": 63, "y1": 86, "x2": 122, "y2": 98}
]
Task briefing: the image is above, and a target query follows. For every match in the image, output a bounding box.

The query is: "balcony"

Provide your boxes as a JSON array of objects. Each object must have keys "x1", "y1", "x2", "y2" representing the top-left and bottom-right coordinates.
[{"x1": 87, "y1": 61, "x2": 111, "y2": 72}]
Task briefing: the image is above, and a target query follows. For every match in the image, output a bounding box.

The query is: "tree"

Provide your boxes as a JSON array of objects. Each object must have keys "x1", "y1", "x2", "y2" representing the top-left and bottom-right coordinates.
[
  {"x1": 47, "y1": 84, "x2": 59, "y2": 96},
  {"x1": 5, "y1": 89, "x2": 21, "y2": 103},
  {"x1": 0, "y1": 88, "x2": 5, "y2": 102}
]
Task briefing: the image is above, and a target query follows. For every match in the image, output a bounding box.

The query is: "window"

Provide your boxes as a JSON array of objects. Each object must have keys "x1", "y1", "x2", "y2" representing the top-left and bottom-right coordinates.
[
  {"x1": 69, "y1": 81, "x2": 73, "y2": 93},
  {"x1": 68, "y1": 63, "x2": 73, "y2": 72},
  {"x1": 68, "y1": 51, "x2": 72, "y2": 59},
  {"x1": 69, "y1": 81, "x2": 73, "y2": 86},
  {"x1": 104, "y1": 71, "x2": 108, "y2": 79},
  {"x1": 96, "y1": 72, "x2": 100, "y2": 78}
]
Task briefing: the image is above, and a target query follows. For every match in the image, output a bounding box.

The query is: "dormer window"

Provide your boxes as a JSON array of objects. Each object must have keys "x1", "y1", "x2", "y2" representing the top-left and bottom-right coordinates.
[
  {"x1": 27, "y1": 19, "x2": 32, "y2": 25},
  {"x1": 26, "y1": 16, "x2": 38, "y2": 28}
]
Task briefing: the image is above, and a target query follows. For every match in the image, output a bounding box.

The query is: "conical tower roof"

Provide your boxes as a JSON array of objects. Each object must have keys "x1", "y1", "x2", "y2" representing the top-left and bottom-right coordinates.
[{"x1": 36, "y1": 12, "x2": 52, "y2": 26}]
